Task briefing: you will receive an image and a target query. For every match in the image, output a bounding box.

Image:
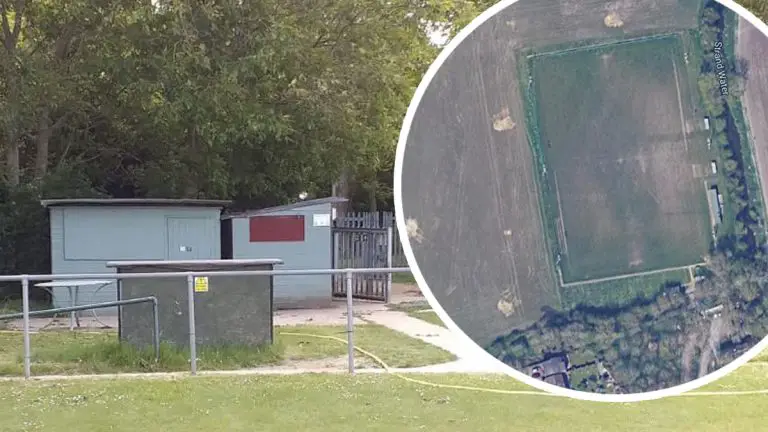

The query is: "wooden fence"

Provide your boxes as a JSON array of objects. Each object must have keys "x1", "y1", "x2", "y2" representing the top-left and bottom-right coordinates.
[{"x1": 334, "y1": 211, "x2": 408, "y2": 267}]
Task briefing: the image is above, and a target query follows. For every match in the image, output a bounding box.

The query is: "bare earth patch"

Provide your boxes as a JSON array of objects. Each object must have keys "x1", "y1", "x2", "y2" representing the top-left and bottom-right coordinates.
[
  {"x1": 492, "y1": 108, "x2": 516, "y2": 131},
  {"x1": 604, "y1": 13, "x2": 624, "y2": 28}
]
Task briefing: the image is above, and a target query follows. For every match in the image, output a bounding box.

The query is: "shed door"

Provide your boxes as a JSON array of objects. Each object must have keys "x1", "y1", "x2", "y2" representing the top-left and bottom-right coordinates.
[{"x1": 166, "y1": 218, "x2": 211, "y2": 260}]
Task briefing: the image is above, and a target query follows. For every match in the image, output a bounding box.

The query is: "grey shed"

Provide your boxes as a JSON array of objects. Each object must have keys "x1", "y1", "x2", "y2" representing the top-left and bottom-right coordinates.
[
  {"x1": 221, "y1": 197, "x2": 348, "y2": 309},
  {"x1": 42, "y1": 198, "x2": 230, "y2": 313}
]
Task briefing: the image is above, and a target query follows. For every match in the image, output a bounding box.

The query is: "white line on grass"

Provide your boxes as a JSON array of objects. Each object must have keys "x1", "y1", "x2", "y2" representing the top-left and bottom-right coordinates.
[
  {"x1": 672, "y1": 57, "x2": 689, "y2": 152},
  {"x1": 561, "y1": 263, "x2": 704, "y2": 288}
]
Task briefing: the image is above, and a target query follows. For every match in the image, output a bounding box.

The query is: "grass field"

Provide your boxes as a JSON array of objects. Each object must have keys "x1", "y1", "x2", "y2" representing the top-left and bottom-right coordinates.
[
  {"x1": 391, "y1": 272, "x2": 417, "y2": 284},
  {"x1": 3, "y1": 363, "x2": 768, "y2": 431},
  {"x1": 560, "y1": 268, "x2": 691, "y2": 309},
  {"x1": 0, "y1": 325, "x2": 455, "y2": 376},
  {"x1": 388, "y1": 302, "x2": 446, "y2": 328},
  {"x1": 528, "y1": 34, "x2": 712, "y2": 283}
]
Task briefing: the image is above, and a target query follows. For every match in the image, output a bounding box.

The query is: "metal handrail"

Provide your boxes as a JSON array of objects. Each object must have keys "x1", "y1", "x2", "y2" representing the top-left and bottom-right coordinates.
[
  {"x1": 0, "y1": 296, "x2": 160, "y2": 361},
  {"x1": 6, "y1": 267, "x2": 412, "y2": 379},
  {"x1": 0, "y1": 267, "x2": 411, "y2": 282}
]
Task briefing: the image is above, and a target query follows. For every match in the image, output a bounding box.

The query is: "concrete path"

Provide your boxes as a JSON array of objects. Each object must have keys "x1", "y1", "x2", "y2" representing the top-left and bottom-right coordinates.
[
  {"x1": 273, "y1": 295, "x2": 502, "y2": 372},
  {"x1": 363, "y1": 310, "x2": 463, "y2": 357}
]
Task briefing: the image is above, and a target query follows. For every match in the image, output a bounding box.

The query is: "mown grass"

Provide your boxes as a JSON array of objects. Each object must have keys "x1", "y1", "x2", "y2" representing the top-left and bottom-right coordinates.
[
  {"x1": 0, "y1": 324, "x2": 455, "y2": 376},
  {"x1": 391, "y1": 272, "x2": 417, "y2": 284},
  {"x1": 559, "y1": 269, "x2": 691, "y2": 309},
  {"x1": 387, "y1": 301, "x2": 446, "y2": 328},
  {"x1": 410, "y1": 311, "x2": 444, "y2": 327},
  {"x1": 534, "y1": 35, "x2": 711, "y2": 283},
  {"x1": 2, "y1": 364, "x2": 768, "y2": 431}
]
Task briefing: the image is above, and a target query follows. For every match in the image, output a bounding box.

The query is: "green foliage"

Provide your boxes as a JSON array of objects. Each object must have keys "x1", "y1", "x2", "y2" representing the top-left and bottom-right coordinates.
[
  {"x1": 489, "y1": 252, "x2": 768, "y2": 393},
  {"x1": 0, "y1": 0, "x2": 493, "y2": 206},
  {"x1": 0, "y1": 164, "x2": 100, "y2": 300},
  {"x1": 0, "y1": 0, "x2": 495, "y2": 282},
  {"x1": 741, "y1": 0, "x2": 768, "y2": 22},
  {"x1": 695, "y1": 1, "x2": 761, "y2": 258}
]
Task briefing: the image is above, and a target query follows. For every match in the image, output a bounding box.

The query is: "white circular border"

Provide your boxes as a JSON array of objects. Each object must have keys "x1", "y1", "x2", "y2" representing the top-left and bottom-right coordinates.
[{"x1": 394, "y1": 0, "x2": 768, "y2": 403}]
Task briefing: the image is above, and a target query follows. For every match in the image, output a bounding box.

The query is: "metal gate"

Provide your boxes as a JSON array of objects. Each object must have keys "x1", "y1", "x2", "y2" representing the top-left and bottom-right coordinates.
[{"x1": 331, "y1": 227, "x2": 392, "y2": 302}]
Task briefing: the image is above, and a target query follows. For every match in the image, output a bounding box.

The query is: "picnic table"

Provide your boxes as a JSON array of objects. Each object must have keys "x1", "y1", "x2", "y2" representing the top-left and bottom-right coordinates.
[{"x1": 34, "y1": 280, "x2": 113, "y2": 330}]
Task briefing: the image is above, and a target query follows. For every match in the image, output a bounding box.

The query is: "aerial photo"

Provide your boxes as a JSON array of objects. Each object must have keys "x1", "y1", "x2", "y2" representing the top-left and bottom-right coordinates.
[{"x1": 399, "y1": 0, "x2": 768, "y2": 394}]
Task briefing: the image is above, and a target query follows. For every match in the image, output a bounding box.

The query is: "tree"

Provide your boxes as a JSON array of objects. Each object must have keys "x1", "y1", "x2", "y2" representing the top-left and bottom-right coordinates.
[
  {"x1": 702, "y1": 6, "x2": 721, "y2": 25},
  {"x1": 0, "y1": 0, "x2": 489, "y2": 283},
  {"x1": 0, "y1": 0, "x2": 27, "y2": 186}
]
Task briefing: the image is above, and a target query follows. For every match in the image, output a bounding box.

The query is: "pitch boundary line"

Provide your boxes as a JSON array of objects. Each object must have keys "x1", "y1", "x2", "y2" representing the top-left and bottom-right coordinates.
[
  {"x1": 552, "y1": 172, "x2": 569, "y2": 256},
  {"x1": 525, "y1": 32, "x2": 682, "y2": 60},
  {"x1": 516, "y1": 50, "x2": 564, "y2": 308},
  {"x1": 671, "y1": 57, "x2": 689, "y2": 152},
  {"x1": 560, "y1": 262, "x2": 704, "y2": 288}
]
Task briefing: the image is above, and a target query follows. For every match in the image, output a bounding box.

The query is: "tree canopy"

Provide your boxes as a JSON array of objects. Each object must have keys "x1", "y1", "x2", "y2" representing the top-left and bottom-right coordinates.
[
  {"x1": 0, "y1": 0, "x2": 496, "y2": 204},
  {"x1": 0, "y1": 0, "x2": 495, "y2": 284}
]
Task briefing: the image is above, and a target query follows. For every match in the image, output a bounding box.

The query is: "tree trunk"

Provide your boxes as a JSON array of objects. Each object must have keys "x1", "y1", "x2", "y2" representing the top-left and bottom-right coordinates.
[
  {"x1": 4, "y1": 135, "x2": 20, "y2": 186},
  {"x1": 35, "y1": 113, "x2": 52, "y2": 179},
  {"x1": 332, "y1": 167, "x2": 351, "y2": 217},
  {"x1": 368, "y1": 181, "x2": 377, "y2": 212},
  {"x1": 1, "y1": 0, "x2": 26, "y2": 187}
]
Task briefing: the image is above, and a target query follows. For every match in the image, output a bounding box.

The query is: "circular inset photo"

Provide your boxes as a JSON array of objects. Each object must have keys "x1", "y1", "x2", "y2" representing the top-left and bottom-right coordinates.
[{"x1": 395, "y1": 0, "x2": 768, "y2": 400}]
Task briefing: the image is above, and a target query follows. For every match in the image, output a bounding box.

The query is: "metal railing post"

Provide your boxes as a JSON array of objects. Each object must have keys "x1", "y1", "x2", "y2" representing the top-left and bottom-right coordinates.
[
  {"x1": 0, "y1": 296, "x2": 160, "y2": 364},
  {"x1": 386, "y1": 227, "x2": 393, "y2": 303},
  {"x1": 21, "y1": 275, "x2": 31, "y2": 380},
  {"x1": 345, "y1": 270, "x2": 355, "y2": 374},
  {"x1": 187, "y1": 273, "x2": 197, "y2": 376},
  {"x1": 152, "y1": 298, "x2": 160, "y2": 361}
]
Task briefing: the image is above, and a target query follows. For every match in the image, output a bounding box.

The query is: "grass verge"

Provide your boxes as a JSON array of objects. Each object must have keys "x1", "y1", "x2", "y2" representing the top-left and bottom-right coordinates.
[
  {"x1": 391, "y1": 272, "x2": 417, "y2": 284},
  {"x1": 0, "y1": 324, "x2": 455, "y2": 376},
  {"x1": 2, "y1": 364, "x2": 768, "y2": 431},
  {"x1": 387, "y1": 302, "x2": 446, "y2": 328},
  {"x1": 559, "y1": 268, "x2": 691, "y2": 309}
]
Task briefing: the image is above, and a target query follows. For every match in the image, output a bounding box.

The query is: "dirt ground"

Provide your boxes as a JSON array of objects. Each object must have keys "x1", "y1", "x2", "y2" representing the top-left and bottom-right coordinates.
[
  {"x1": 401, "y1": 24, "x2": 559, "y2": 346},
  {"x1": 737, "y1": 18, "x2": 768, "y2": 236},
  {"x1": 494, "y1": 0, "x2": 699, "y2": 50},
  {"x1": 390, "y1": 282, "x2": 422, "y2": 299}
]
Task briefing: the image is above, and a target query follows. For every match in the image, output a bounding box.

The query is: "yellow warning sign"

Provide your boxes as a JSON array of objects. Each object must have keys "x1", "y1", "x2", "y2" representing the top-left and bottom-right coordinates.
[{"x1": 194, "y1": 277, "x2": 209, "y2": 293}]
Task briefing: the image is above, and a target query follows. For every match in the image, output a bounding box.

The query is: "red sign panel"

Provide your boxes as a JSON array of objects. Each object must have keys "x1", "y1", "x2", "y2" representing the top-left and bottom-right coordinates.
[{"x1": 249, "y1": 215, "x2": 305, "y2": 242}]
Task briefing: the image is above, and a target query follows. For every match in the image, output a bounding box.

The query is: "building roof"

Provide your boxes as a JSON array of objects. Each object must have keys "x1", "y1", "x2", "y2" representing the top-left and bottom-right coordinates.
[
  {"x1": 529, "y1": 356, "x2": 569, "y2": 375},
  {"x1": 40, "y1": 198, "x2": 232, "y2": 208},
  {"x1": 221, "y1": 197, "x2": 348, "y2": 220},
  {"x1": 544, "y1": 373, "x2": 570, "y2": 388},
  {"x1": 106, "y1": 259, "x2": 284, "y2": 268}
]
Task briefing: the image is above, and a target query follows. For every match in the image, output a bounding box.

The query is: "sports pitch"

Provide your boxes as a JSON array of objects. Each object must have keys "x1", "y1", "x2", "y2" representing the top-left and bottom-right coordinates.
[{"x1": 526, "y1": 34, "x2": 713, "y2": 284}]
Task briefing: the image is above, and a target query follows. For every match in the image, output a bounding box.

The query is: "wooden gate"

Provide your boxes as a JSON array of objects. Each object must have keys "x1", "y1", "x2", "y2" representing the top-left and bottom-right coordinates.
[{"x1": 331, "y1": 227, "x2": 392, "y2": 302}]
